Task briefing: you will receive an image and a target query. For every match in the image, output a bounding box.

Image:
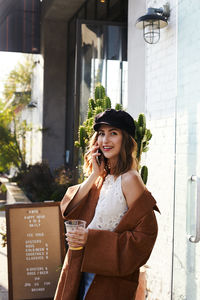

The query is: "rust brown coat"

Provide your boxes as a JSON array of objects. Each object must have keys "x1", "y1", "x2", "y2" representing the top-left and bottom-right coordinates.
[{"x1": 54, "y1": 178, "x2": 159, "y2": 300}]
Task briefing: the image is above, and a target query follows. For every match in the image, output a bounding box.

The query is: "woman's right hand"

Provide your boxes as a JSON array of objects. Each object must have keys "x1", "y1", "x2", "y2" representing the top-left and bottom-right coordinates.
[
  {"x1": 91, "y1": 143, "x2": 105, "y2": 177},
  {"x1": 65, "y1": 144, "x2": 105, "y2": 212}
]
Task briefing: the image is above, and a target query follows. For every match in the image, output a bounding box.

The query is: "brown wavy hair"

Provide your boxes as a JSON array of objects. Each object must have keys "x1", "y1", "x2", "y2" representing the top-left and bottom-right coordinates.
[{"x1": 83, "y1": 130, "x2": 138, "y2": 177}]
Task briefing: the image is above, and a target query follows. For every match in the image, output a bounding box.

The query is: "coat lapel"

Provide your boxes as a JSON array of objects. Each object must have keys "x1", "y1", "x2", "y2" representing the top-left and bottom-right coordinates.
[{"x1": 60, "y1": 177, "x2": 104, "y2": 225}]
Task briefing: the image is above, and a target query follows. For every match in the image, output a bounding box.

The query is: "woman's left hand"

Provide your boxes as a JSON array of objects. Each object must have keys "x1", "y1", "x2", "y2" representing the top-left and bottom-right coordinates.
[{"x1": 66, "y1": 228, "x2": 88, "y2": 249}]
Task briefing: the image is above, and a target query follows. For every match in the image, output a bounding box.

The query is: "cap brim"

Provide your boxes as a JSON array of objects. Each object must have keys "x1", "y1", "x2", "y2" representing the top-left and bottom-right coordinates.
[{"x1": 94, "y1": 122, "x2": 113, "y2": 131}]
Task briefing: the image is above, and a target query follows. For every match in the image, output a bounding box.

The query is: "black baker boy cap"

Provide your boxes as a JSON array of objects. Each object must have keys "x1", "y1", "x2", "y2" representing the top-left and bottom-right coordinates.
[{"x1": 93, "y1": 109, "x2": 135, "y2": 138}]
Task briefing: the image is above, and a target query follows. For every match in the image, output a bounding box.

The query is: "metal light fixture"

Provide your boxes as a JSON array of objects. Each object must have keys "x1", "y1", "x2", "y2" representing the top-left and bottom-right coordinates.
[{"x1": 135, "y1": 3, "x2": 170, "y2": 44}]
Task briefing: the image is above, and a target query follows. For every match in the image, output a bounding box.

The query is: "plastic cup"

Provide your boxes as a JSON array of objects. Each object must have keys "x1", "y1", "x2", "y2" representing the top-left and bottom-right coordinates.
[{"x1": 65, "y1": 220, "x2": 86, "y2": 250}]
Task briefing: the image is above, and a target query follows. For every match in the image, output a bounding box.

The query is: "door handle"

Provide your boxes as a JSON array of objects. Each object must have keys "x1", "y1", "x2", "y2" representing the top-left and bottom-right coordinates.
[{"x1": 188, "y1": 175, "x2": 200, "y2": 243}]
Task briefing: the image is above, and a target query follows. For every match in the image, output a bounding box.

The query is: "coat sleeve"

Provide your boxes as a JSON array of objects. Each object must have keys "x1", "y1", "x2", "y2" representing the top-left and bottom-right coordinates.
[
  {"x1": 60, "y1": 183, "x2": 100, "y2": 221},
  {"x1": 60, "y1": 184, "x2": 81, "y2": 219},
  {"x1": 60, "y1": 184, "x2": 93, "y2": 220},
  {"x1": 81, "y1": 210, "x2": 158, "y2": 277}
]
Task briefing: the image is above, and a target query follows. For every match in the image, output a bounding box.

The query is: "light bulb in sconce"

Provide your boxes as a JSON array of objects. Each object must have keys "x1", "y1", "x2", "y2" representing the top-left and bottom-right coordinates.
[{"x1": 135, "y1": 3, "x2": 170, "y2": 44}]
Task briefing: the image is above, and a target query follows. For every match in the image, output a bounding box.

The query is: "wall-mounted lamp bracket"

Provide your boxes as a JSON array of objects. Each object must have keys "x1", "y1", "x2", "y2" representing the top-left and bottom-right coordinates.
[{"x1": 135, "y1": 3, "x2": 170, "y2": 44}]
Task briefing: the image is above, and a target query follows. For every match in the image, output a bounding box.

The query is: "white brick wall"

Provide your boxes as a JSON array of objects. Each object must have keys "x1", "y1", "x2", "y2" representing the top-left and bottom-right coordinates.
[
  {"x1": 144, "y1": 1, "x2": 177, "y2": 299},
  {"x1": 129, "y1": 0, "x2": 200, "y2": 298},
  {"x1": 129, "y1": 0, "x2": 177, "y2": 299}
]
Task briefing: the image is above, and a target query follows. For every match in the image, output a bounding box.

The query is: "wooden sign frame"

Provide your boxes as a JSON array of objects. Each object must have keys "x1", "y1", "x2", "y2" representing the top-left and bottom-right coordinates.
[{"x1": 6, "y1": 202, "x2": 66, "y2": 300}]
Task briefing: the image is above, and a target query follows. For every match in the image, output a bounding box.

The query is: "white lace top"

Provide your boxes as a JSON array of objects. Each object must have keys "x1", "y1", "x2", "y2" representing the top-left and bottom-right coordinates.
[{"x1": 87, "y1": 174, "x2": 128, "y2": 231}]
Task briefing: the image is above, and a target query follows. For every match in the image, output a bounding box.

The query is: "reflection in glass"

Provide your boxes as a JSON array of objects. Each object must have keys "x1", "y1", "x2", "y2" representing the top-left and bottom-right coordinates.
[
  {"x1": 79, "y1": 22, "x2": 127, "y2": 124},
  {"x1": 172, "y1": 0, "x2": 200, "y2": 298}
]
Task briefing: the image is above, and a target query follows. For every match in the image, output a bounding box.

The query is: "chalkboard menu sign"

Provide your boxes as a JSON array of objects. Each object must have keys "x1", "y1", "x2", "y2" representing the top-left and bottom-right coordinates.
[{"x1": 6, "y1": 202, "x2": 66, "y2": 300}]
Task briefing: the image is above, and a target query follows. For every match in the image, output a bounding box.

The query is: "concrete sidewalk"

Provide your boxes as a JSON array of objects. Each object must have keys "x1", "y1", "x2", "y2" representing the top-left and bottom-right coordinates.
[{"x1": 0, "y1": 210, "x2": 8, "y2": 300}]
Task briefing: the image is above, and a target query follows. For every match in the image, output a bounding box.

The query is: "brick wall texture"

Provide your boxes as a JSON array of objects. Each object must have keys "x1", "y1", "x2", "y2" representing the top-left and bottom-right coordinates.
[
  {"x1": 138, "y1": 0, "x2": 200, "y2": 299},
  {"x1": 142, "y1": 0, "x2": 177, "y2": 299}
]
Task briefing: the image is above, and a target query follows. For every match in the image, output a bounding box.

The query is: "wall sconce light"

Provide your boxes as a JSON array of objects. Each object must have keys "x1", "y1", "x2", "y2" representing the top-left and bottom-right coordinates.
[{"x1": 135, "y1": 3, "x2": 170, "y2": 44}]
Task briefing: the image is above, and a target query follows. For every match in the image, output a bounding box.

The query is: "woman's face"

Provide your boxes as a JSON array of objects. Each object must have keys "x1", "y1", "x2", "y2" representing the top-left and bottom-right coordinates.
[{"x1": 97, "y1": 125, "x2": 123, "y2": 163}]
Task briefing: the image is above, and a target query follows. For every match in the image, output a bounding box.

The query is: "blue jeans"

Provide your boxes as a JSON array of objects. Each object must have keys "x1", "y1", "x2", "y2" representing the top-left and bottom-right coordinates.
[{"x1": 78, "y1": 272, "x2": 95, "y2": 300}]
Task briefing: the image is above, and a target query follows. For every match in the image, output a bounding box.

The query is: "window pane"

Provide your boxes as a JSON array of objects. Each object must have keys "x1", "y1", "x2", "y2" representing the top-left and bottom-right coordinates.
[
  {"x1": 79, "y1": 22, "x2": 127, "y2": 123},
  {"x1": 106, "y1": 60, "x2": 121, "y2": 106},
  {"x1": 122, "y1": 61, "x2": 128, "y2": 109},
  {"x1": 80, "y1": 23, "x2": 105, "y2": 123}
]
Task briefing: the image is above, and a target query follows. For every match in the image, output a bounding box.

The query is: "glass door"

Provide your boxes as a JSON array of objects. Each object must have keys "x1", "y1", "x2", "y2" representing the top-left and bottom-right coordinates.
[{"x1": 172, "y1": 1, "x2": 200, "y2": 298}]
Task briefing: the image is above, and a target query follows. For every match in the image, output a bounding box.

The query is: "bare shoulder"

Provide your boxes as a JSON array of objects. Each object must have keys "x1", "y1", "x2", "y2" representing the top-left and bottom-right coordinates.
[
  {"x1": 121, "y1": 170, "x2": 146, "y2": 208},
  {"x1": 121, "y1": 169, "x2": 145, "y2": 189}
]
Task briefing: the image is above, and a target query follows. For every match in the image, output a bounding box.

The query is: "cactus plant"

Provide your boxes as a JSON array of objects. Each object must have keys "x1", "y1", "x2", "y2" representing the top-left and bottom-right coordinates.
[
  {"x1": 95, "y1": 84, "x2": 105, "y2": 100},
  {"x1": 134, "y1": 113, "x2": 152, "y2": 165},
  {"x1": 103, "y1": 97, "x2": 111, "y2": 110},
  {"x1": 134, "y1": 113, "x2": 152, "y2": 183},
  {"x1": 75, "y1": 84, "x2": 152, "y2": 184},
  {"x1": 140, "y1": 165, "x2": 148, "y2": 185},
  {"x1": 75, "y1": 84, "x2": 112, "y2": 155},
  {"x1": 115, "y1": 103, "x2": 123, "y2": 111}
]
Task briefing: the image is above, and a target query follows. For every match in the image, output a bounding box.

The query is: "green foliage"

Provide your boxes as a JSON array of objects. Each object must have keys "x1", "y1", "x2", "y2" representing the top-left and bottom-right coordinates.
[
  {"x1": 115, "y1": 103, "x2": 123, "y2": 111},
  {"x1": 95, "y1": 84, "x2": 105, "y2": 100},
  {"x1": 0, "y1": 110, "x2": 29, "y2": 172},
  {"x1": 14, "y1": 163, "x2": 73, "y2": 202},
  {"x1": 0, "y1": 55, "x2": 34, "y2": 173},
  {"x1": 75, "y1": 83, "x2": 120, "y2": 155},
  {"x1": 134, "y1": 113, "x2": 152, "y2": 184},
  {"x1": 140, "y1": 165, "x2": 148, "y2": 185},
  {"x1": 3, "y1": 55, "x2": 34, "y2": 106},
  {"x1": 75, "y1": 84, "x2": 152, "y2": 184},
  {"x1": 0, "y1": 183, "x2": 7, "y2": 194},
  {"x1": 134, "y1": 113, "x2": 152, "y2": 165},
  {"x1": 0, "y1": 228, "x2": 7, "y2": 247},
  {"x1": 103, "y1": 97, "x2": 111, "y2": 110}
]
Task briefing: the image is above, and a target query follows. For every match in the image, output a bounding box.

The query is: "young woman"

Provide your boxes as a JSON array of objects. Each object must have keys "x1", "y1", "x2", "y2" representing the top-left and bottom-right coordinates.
[{"x1": 54, "y1": 109, "x2": 159, "y2": 300}]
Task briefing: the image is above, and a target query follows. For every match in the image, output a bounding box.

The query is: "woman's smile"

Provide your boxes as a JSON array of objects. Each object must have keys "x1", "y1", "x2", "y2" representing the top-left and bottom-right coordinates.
[{"x1": 103, "y1": 146, "x2": 113, "y2": 151}]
